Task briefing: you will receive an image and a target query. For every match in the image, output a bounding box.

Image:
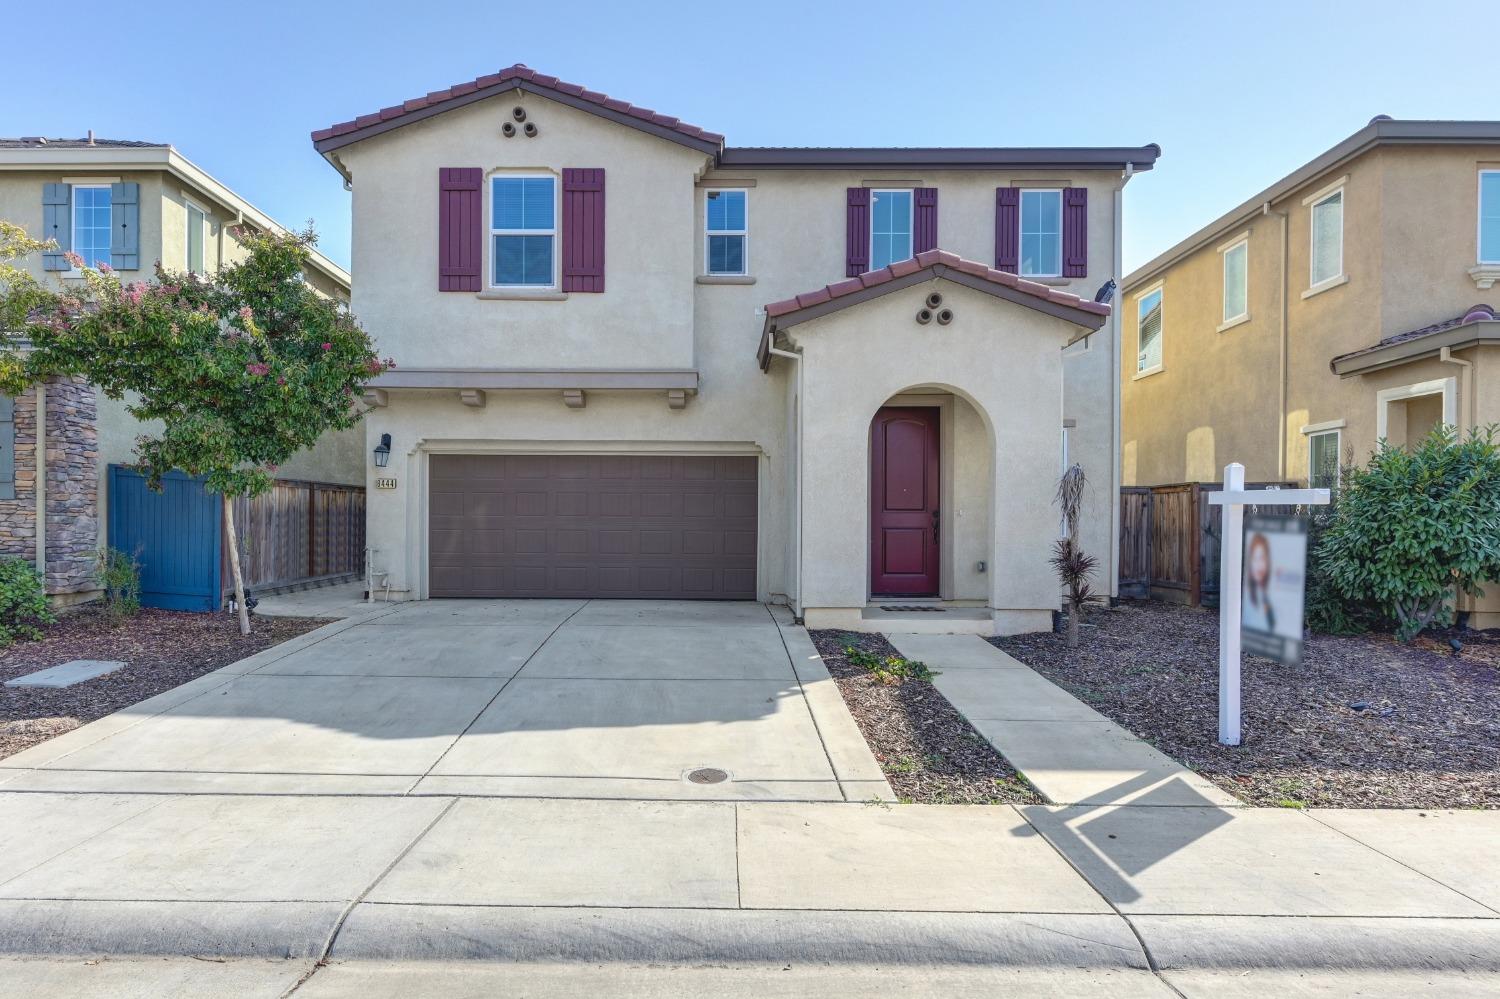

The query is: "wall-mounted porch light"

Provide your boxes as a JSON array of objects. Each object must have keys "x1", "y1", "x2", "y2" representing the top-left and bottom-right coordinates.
[{"x1": 373, "y1": 433, "x2": 392, "y2": 468}]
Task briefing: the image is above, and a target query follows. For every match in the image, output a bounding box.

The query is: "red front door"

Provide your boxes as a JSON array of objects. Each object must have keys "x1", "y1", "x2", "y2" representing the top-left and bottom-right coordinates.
[{"x1": 870, "y1": 407, "x2": 940, "y2": 597}]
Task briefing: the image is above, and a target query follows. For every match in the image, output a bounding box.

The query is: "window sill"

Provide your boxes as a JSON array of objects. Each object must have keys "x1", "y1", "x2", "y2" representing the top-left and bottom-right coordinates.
[
  {"x1": 696, "y1": 274, "x2": 756, "y2": 285},
  {"x1": 476, "y1": 289, "x2": 568, "y2": 301},
  {"x1": 1216, "y1": 314, "x2": 1250, "y2": 333},
  {"x1": 1300, "y1": 274, "x2": 1348, "y2": 300},
  {"x1": 1020, "y1": 274, "x2": 1066, "y2": 284},
  {"x1": 1470, "y1": 264, "x2": 1500, "y2": 290},
  {"x1": 1133, "y1": 366, "x2": 1164, "y2": 381}
]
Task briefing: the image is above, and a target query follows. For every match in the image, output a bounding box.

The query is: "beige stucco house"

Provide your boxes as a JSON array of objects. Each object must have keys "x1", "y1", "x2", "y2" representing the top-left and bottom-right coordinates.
[
  {"x1": 314, "y1": 65, "x2": 1158, "y2": 634},
  {"x1": 1120, "y1": 117, "x2": 1500, "y2": 625},
  {"x1": 0, "y1": 137, "x2": 358, "y2": 600}
]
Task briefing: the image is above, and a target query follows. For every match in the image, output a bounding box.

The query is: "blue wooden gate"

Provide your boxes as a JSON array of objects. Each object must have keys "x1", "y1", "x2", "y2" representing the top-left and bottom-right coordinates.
[{"x1": 107, "y1": 466, "x2": 221, "y2": 611}]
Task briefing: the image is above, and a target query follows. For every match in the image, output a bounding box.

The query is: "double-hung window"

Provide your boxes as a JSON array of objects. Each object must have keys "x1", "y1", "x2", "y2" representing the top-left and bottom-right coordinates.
[
  {"x1": 1136, "y1": 286, "x2": 1163, "y2": 375},
  {"x1": 1309, "y1": 429, "x2": 1341, "y2": 491},
  {"x1": 1020, "y1": 189, "x2": 1062, "y2": 277},
  {"x1": 1480, "y1": 170, "x2": 1500, "y2": 264},
  {"x1": 704, "y1": 189, "x2": 747, "y2": 275},
  {"x1": 491, "y1": 175, "x2": 556, "y2": 287},
  {"x1": 1222, "y1": 238, "x2": 1248, "y2": 324},
  {"x1": 1310, "y1": 189, "x2": 1344, "y2": 287},
  {"x1": 870, "y1": 189, "x2": 912, "y2": 270},
  {"x1": 71, "y1": 185, "x2": 112, "y2": 269},
  {"x1": 186, "y1": 202, "x2": 207, "y2": 273}
]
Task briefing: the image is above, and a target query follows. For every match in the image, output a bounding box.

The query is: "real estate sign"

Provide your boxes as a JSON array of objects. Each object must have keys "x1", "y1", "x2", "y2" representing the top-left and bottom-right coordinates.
[{"x1": 1240, "y1": 513, "x2": 1309, "y2": 667}]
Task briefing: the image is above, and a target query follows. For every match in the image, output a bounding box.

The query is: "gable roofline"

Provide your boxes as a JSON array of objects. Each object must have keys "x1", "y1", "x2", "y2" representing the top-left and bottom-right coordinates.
[
  {"x1": 0, "y1": 142, "x2": 350, "y2": 292},
  {"x1": 1125, "y1": 118, "x2": 1500, "y2": 291},
  {"x1": 719, "y1": 146, "x2": 1160, "y2": 171},
  {"x1": 1331, "y1": 305, "x2": 1500, "y2": 375},
  {"x1": 312, "y1": 65, "x2": 725, "y2": 160},
  {"x1": 758, "y1": 249, "x2": 1109, "y2": 370}
]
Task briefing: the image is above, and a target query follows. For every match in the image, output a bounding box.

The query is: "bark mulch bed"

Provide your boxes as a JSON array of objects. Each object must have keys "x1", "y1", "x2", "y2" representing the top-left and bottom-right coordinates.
[
  {"x1": 0, "y1": 608, "x2": 330, "y2": 761},
  {"x1": 808, "y1": 629, "x2": 1042, "y2": 805},
  {"x1": 992, "y1": 600, "x2": 1500, "y2": 809}
]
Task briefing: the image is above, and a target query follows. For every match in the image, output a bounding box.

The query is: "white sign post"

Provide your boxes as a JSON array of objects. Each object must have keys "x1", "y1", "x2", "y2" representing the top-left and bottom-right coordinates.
[{"x1": 1206, "y1": 462, "x2": 1329, "y2": 746}]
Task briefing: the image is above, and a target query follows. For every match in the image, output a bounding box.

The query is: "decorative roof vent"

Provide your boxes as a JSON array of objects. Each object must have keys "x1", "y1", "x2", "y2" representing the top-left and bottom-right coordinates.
[
  {"x1": 1368, "y1": 114, "x2": 1393, "y2": 124},
  {"x1": 1462, "y1": 305, "x2": 1496, "y2": 324}
]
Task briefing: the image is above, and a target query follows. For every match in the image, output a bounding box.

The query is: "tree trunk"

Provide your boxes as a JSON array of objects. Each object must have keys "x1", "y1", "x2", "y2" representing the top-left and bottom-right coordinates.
[
  {"x1": 1066, "y1": 594, "x2": 1080, "y2": 648},
  {"x1": 223, "y1": 495, "x2": 251, "y2": 636}
]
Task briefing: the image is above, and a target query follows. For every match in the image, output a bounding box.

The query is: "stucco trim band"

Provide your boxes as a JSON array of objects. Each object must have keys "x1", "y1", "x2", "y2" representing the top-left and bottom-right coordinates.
[{"x1": 371, "y1": 368, "x2": 700, "y2": 391}]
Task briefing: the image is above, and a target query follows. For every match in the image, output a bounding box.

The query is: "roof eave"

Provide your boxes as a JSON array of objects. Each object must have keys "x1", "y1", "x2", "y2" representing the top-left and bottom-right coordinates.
[
  {"x1": 719, "y1": 145, "x2": 1161, "y2": 171},
  {"x1": 1126, "y1": 120, "x2": 1500, "y2": 291},
  {"x1": 1331, "y1": 320, "x2": 1500, "y2": 376}
]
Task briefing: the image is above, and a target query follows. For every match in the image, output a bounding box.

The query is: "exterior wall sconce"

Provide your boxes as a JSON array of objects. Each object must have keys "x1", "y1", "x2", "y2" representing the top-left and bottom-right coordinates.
[{"x1": 373, "y1": 433, "x2": 392, "y2": 468}]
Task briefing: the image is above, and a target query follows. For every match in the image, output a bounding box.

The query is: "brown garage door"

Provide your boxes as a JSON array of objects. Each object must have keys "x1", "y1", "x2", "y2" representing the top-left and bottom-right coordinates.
[{"x1": 428, "y1": 454, "x2": 757, "y2": 599}]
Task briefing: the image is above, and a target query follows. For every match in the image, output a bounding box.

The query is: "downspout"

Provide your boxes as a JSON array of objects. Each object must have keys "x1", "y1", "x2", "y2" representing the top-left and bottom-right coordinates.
[
  {"x1": 1438, "y1": 346, "x2": 1475, "y2": 434},
  {"x1": 768, "y1": 344, "x2": 803, "y2": 620},
  {"x1": 1262, "y1": 201, "x2": 1290, "y2": 480},
  {"x1": 34, "y1": 381, "x2": 46, "y2": 583},
  {"x1": 1110, "y1": 164, "x2": 1133, "y2": 599}
]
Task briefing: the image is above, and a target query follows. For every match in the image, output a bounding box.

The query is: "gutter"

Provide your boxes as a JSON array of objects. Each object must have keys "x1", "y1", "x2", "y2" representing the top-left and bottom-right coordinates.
[
  {"x1": 1439, "y1": 346, "x2": 1476, "y2": 433},
  {"x1": 767, "y1": 345, "x2": 804, "y2": 620},
  {"x1": 1262, "y1": 201, "x2": 1290, "y2": 479},
  {"x1": 1331, "y1": 320, "x2": 1500, "y2": 375}
]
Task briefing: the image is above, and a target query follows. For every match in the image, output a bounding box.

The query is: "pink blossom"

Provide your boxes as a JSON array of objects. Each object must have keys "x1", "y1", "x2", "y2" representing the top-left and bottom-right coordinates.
[
  {"x1": 277, "y1": 376, "x2": 287, "y2": 385},
  {"x1": 320, "y1": 342, "x2": 332, "y2": 351},
  {"x1": 97, "y1": 261, "x2": 113, "y2": 274},
  {"x1": 246, "y1": 362, "x2": 271, "y2": 377},
  {"x1": 63, "y1": 251, "x2": 84, "y2": 269},
  {"x1": 238, "y1": 306, "x2": 254, "y2": 322},
  {"x1": 121, "y1": 286, "x2": 144, "y2": 306}
]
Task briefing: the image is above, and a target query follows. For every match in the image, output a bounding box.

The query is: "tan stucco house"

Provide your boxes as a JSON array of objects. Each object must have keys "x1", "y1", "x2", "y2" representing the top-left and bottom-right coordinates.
[
  {"x1": 313, "y1": 64, "x2": 1158, "y2": 634},
  {"x1": 1120, "y1": 117, "x2": 1500, "y2": 624},
  {"x1": 0, "y1": 137, "x2": 358, "y2": 601}
]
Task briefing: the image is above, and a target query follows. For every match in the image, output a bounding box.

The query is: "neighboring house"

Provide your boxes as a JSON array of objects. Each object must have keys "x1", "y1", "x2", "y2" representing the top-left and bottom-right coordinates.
[
  {"x1": 0, "y1": 136, "x2": 360, "y2": 603},
  {"x1": 313, "y1": 65, "x2": 1158, "y2": 634},
  {"x1": 1120, "y1": 117, "x2": 1500, "y2": 625}
]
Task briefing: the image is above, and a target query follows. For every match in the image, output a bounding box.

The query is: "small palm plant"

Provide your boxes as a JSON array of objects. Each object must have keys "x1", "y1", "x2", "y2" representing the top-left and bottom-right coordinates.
[{"x1": 1050, "y1": 463, "x2": 1097, "y2": 649}]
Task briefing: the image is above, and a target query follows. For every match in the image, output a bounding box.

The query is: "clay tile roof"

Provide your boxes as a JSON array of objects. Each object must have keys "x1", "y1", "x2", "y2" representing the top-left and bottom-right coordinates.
[
  {"x1": 311, "y1": 63, "x2": 724, "y2": 152},
  {"x1": 1331, "y1": 304, "x2": 1499, "y2": 371}
]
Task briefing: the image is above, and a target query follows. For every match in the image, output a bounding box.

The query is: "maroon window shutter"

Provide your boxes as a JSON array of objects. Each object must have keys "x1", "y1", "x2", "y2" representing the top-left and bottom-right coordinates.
[
  {"x1": 562, "y1": 168, "x2": 606, "y2": 292},
  {"x1": 913, "y1": 188, "x2": 939, "y2": 254},
  {"x1": 438, "y1": 168, "x2": 482, "y2": 292},
  {"x1": 846, "y1": 187, "x2": 871, "y2": 276},
  {"x1": 995, "y1": 187, "x2": 1020, "y2": 273},
  {"x1": 1063, "y1": 187, "x2": 1088, "y2": 278}
]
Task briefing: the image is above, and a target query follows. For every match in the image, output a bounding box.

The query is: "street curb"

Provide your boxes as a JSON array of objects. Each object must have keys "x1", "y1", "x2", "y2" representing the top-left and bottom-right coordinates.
[
  {"x1": 1132, "y1": 914, "x2": 1500, "y2": 974},
  {"x1": 331, "y1": 905, "x2": 1148, "y2": 967},
  {"x1": 0, "y1": 899, "x2": 341, "y2": 958}
]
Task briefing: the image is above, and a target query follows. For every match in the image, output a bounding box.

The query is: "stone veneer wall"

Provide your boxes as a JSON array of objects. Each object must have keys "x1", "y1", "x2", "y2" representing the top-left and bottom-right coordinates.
[{"x1": 0, "y1": 377, "x2": 99, "y2": 598}]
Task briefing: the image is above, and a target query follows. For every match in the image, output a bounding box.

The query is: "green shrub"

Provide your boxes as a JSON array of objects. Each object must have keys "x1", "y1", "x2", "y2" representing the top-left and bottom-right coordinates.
[
  {"x1": 95, "y1": 547, "x2": 142, "y2": 624},
  {"x1": 1317, "y1": 425, "x2": 1500, "y2": 641},
  {"x1": 842, "y1": 645, "x2": 936, "y2": 685},
  {"x1": 0, "y1": 556, "x2": 54, "y2": 646},
  {"x1": 1305, "y1": 506, "x2": 1382, "y2": 635}
]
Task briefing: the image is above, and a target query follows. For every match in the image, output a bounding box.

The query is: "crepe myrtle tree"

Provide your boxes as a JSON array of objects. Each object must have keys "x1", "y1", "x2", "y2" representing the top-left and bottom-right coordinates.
[
  {"x1": 1050, "y1": 462, "x2": 1097, "y2": 649},
  {"x1": 0, "y1": 225, "x2": 392, "y2": 635}
]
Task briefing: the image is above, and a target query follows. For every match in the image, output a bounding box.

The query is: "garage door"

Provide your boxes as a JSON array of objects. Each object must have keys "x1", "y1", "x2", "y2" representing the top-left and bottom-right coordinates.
[{"x1": 428, "y1": 454, "x2": 758, "y2": 599}]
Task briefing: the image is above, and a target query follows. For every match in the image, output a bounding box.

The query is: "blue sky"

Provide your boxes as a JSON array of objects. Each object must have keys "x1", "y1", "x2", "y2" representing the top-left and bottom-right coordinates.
[{"x1": 4, "y1": 0, "x2": 1490, "y2": 274}]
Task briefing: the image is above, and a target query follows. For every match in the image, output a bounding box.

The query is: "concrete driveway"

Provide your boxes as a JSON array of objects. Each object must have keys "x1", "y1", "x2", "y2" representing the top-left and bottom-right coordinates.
[{"x1": 0, "y1": 600, "x2": 888, "y2": 801}]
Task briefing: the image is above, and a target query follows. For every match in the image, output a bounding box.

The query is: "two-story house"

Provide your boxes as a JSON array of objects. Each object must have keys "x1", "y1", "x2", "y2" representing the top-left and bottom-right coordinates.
[
  {"x1": 313, "y1": 65, "x2": 1159, "y2": 634},
  {"x1": 1120, "y1": 117, "x2": 1500, "y2": 625},
  {"x1": 0, "y1": 136, "x2": 358, "y2": 602}
]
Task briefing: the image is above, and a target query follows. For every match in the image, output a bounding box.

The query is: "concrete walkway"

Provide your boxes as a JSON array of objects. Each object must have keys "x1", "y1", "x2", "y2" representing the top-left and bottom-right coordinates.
[
  {"x1": 887, "y1": 633, "x2": 1237, "y2": 807},
  {"x1": 0, "y1": 601, "x2": 888, "y2": 802}
]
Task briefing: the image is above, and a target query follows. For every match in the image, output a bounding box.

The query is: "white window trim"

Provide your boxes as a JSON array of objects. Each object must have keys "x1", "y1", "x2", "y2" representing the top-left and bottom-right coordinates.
[
  {"x1": 1220, "y1": 236, "x2": 1249, "y2": 327},
  {"x1": 1375, "y1": 377, "x2": 1457, "y2": 441},
  {"x1": 488, "y1": 172, "x2": 560, "y2": 291},
  {"x1": 1307, "y1": 186, "x2": 1346, "y2": 292},
  {"x1": 1019, "y1": 187, "x2": 1064, "y2": 279},
  {"x1": 184, "y1": 198, "x2": 209, "y2": 273},
  {"x1": 1300, "y1": 418, "x2": 1346, "y2": 435},
  {"x1": 869, "y1": 188, "x2": 914, "y2": 271},
  {"x1": 67, "y1": 182, "x2": 111, "y2": 275},
  {"x1": 1479, "y1": 169, "x2": 1500, "y2": 265},
  {"x1": 702, "y1": 188, "x2": 749, "y2": 277},
  {"x1": 1306, "y1": 426, "x2": 1342, "y2": 487},
  {"x1": 1133, "y1": 281, "x2": 1164, "y2": 379}
]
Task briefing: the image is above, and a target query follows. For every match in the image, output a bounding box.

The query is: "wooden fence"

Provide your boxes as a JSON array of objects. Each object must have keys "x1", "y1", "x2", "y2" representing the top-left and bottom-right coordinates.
[
  {"x1": 1119, "y1": 480, "x2": 1292, "y2": 606},
  {"x1": 223, "y1": 479, "x2": 366, "y2": 595}
]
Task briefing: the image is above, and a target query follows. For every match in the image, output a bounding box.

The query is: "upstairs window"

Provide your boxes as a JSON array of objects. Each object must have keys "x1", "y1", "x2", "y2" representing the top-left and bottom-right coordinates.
[
  {"x1": 1136, "y1": 286, "x2": 1163, "y2": 376},
  {"x1": 491, "y1": 175, "x2": 556, "y2": 287},
  {"x1": 186, "y1": 202, "x2": 207, "y2": 273},
  {"x1": 71, "y1": 185, "x2": 112, "y2": 269},
  {"x1": 704, "y1": 189, "x2": 747, "y2": 275},
  {"x1": 1310, "y1": 189, "x2": 1343, "y2": 287},
  {"x1": 1020, "y1": 189, "x2": 1062, "y2": 277},
  {"x1": 870, "y1": 189, "x2": 912, "y2": 270},
  {"x1": 1222, "y1": 238, "x2": 1248, "y2": 324},
  {"x1": 1481, "y1": 170, "x2": 1500, "y2": 264}
]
